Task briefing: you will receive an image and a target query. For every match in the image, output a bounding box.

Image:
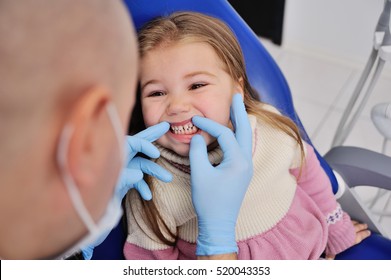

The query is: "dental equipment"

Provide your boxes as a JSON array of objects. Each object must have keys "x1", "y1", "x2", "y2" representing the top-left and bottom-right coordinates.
[{"x1": 332, "y1": 0, "x2": 391, "y2": 147}]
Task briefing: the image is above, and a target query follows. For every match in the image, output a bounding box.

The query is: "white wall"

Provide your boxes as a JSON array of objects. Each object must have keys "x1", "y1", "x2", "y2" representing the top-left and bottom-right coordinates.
[{"x1": 283, "y1": 0, "x2": 390, "y2": 74}]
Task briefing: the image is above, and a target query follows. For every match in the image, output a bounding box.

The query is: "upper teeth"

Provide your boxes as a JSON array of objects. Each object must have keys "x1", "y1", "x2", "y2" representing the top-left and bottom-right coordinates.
[
  {"x1": 172, "y1": 123, "x2": 193, "y2": 131},
  {"x1": 170, "y1": 122, "x2": 198, "y2": 134}
]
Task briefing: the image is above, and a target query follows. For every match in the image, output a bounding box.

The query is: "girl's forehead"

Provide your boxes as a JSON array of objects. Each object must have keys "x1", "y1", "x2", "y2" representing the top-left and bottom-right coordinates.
[
  {"x1": 155, "y1": 40, "x2": 221, "y2": 58},
  {"x1": 143, "y1": 41, "x2": 226, "y2": 69},
  {"x1": 141, "y1": 40, "x2": 233, "y2": 81}
]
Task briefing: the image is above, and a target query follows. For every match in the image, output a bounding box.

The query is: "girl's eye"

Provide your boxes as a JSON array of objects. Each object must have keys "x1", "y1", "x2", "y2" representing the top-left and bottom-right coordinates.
[
  {"x1": 189, "y1": 83, "x2": 206, "y2": 90},
  {"x1": 147, "y1": 91, "x2": 166, "y2": 97}
]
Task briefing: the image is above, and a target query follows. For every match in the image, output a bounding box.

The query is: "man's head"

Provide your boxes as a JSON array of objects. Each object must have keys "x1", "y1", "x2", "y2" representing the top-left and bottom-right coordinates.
[{"x1": 0, "y1": 0, "x2": 138, "y2": 259}]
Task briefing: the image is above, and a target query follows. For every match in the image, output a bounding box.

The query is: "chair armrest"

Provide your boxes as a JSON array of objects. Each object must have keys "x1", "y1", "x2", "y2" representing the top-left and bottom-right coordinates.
[
  {"x1": 324, "y1": 146, "x2": 391, "y2": 238},
  {"x1": 324, "y1": 146, "x2": 391, "y2": 191}
]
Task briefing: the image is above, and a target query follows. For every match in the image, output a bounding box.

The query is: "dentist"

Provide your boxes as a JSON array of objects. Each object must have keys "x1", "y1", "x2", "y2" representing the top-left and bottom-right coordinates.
[{"x1": 0, "y1": 0, "x2": 253, "y2": 260}]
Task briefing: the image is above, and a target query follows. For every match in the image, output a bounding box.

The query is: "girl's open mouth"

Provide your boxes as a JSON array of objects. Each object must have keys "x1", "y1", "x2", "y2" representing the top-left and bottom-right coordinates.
[{"x1": 170, "y1": 120, "x2": 199, "y2": 135}]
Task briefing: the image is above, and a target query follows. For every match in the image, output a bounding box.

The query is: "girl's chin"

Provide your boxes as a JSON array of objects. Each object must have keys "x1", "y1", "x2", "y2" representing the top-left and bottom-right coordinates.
[
  {"x1": 168, "y1": 144, "x2": 191, "y2": 157},
  {"x1": 169, "y1": 139, "x2": 218, "y2": 158}
]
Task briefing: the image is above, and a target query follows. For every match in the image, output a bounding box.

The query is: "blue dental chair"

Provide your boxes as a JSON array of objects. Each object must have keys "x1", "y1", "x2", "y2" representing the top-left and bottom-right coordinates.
[{"x1": 92, "y1": 0, "x2": 391, "y2": 260}]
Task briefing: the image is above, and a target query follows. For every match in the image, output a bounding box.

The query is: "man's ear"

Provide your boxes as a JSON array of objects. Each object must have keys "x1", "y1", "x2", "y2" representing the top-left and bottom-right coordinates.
[
  {"x1": 234, "y1": 77, "x2": 245, "y2": 99},
  {"x1": 64, "y1": 86, "x2": 113, "y2": 192}
]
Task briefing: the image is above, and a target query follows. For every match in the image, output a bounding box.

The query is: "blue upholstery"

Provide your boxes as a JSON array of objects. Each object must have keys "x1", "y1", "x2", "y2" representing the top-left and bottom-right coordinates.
[
  {"x1": 92, "y1": 0, "x2": 391, "y2": 260},
  {"x1": 91, "y1": 219, "x2": 126, "y2": 260}
]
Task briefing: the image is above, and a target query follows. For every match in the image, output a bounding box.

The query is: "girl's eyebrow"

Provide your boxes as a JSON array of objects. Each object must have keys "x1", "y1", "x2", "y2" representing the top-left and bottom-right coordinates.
[
  {"x1": 141, "y1": 71, "x2": 217, "y2": 91},
  {"x1": 184, "y1": 71, "x2": 217, "y2": 79},
  {"x1": 140, "y1": 79, "x2": 159, "y2": 91}
]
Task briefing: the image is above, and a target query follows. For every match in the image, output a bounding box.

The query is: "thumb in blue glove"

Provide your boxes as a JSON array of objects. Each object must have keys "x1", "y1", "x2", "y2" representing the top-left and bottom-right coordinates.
[{"x1": 189, "y1": 93, "x2": 253, "y2": 256}]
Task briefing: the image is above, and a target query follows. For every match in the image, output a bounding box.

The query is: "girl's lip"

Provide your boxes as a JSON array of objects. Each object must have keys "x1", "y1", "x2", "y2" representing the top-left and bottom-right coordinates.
[
  {"x1": 168, "y1": 129, "x2": 202, "y2": 143},
  {"x1": 169, "y1": 118, "x2": 193, "y2": 126}
]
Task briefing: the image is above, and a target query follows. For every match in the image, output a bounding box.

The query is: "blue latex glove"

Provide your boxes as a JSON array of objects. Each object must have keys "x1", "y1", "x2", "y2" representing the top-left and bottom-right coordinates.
[
  {"x1": 119, "y1": 122, "x2": 173, "y2": 200},
  {"x1": 82, "y1": 122, "x2": 172, "y2": 259},
  {"x1": 189, "y1": 94, "x2": 253, "y2": 256}
]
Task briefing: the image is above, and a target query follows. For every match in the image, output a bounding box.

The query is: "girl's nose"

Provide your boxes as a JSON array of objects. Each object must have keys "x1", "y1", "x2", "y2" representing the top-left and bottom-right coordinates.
[{"x1": 166, "y1": 95, "x2": 191, "y2": 116}]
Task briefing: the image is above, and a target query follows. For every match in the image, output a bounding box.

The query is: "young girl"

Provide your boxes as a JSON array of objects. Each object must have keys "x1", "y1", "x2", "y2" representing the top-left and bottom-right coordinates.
[{"x1": 124, "y1": 11, "x2": 370, "y2": 260}]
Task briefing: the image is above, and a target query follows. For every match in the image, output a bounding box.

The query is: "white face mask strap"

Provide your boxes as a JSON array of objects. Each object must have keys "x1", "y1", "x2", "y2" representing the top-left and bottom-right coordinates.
[
  {"x1": 106, "y1": 102, "x2": 126, "y2": 162},
  {"x1": 57, "y1": 102, "x2": 125, "y2": 241},
  {"x1": 57, "y1": 124, "x2": 99, "y2": 234}
]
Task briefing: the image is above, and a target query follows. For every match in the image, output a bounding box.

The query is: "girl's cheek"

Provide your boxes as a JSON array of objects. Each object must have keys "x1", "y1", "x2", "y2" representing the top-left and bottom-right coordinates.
[
  {"x1": 142, "y1": 108, "x2": 160, "y2": 127},
  {"x1": 143, "y1": 115, "x2": 154, "y2": 127}
]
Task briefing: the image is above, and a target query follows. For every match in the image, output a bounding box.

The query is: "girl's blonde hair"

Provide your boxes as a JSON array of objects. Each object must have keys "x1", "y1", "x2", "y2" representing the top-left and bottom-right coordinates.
[{"x1": 127, "y1": 11, "x2": 304, "y2": 246}]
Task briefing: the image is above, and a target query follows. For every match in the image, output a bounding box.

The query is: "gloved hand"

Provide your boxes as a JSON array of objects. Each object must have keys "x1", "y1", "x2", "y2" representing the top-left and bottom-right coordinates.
[
  {"x1": 189, "y1": 93, "x2": 253, "y2": 256},
  {"x1": 118, "y1": 122, "x2": 173, "y2": 200},
  {"x1": 82, "y1": 122, "x2": 172, "y2": 259}
]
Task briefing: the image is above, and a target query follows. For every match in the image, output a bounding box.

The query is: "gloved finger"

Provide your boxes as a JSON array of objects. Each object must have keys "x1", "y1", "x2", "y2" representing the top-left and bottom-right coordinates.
[
  {"x1": 121, "y1": 167, "x2": 143, "y2": 185},
  {"x1": 230, "y1": 93, "x2": 252, "y2": 160},
  {"x1": 129, "y1": 157, "x2": 172, "y2": 183},
  {"x1": 133, "y1": 179, "x2": 153, "y2": 201},
  {"x1": 125, "y1": 122, "x2": 169, "y2": 160},
  {"x1": 134, "y1": 122, "x2": 170, "y2": 142},
  {"x1": 192, "y1": 116, "x2": 238, "y2": 159},
  {"x1": 189, "y1": 134, "x2": 212, "y2": 174},
  {"x1": 81, "y1": 245, "x2": 94, "y2": 260},
  {"x1": 117, "y1": 168, "x2": 143, "y2": 199},
  {"x1": 126, "y1": 136, "x2": 161, "y2": 160}
]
